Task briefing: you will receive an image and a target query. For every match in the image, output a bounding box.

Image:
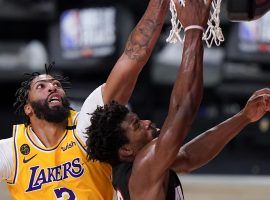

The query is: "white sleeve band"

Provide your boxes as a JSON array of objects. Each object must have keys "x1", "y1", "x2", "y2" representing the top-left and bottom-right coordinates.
[
  {"x1": 0, "y1": 138, "x2": 14, "y2": 181},
  {"x1": 76, "y1": 84, "x2": 105, "y2": 144}
]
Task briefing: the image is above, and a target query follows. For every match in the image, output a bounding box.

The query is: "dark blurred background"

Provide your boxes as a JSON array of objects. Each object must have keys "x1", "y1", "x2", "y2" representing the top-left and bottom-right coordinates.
[{"x1": 0, "y1": 0, "x2": 270, "y2": 175}]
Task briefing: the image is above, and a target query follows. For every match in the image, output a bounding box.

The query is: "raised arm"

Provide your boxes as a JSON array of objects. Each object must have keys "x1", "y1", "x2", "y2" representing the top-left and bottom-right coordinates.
[
  {"x1": 172, "y1": 88, "x2": 270, "y2": 173},
  {"x1": 77, "y1": 1, "x2": 169, "y2": 137},
  {"x1": 102, "y1": 0, "x2": 169, "y2": 105},
  {"x1": 134, "y1": 0, "x2": 213, "y2": 178}
]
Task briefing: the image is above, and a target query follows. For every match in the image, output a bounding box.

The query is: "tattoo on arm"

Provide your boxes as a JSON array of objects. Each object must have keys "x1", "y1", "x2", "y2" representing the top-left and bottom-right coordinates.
[
  {"x1": 124, "y1": 0, "x2": 165, "y2": 61},
  {"x1": 125, "y1": 19, "x2": 161, "y2": 61}
]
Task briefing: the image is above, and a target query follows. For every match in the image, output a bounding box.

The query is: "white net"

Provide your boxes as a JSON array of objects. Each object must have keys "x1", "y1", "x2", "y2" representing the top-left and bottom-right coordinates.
[
  {"x1": 166, "y1": 0, "x2": 224, "y2": 48},
  {"x1": 166, "y1": 0, "x2": 185, "y2": 44}
]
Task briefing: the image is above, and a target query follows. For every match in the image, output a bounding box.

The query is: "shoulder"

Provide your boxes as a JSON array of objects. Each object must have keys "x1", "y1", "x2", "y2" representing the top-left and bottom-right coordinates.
[
  {"x1": 76, "y1": 84, "x2": 105, "y2": 143},
  {"x1": 78, "y1": 84, "x2": 105, "y2": 119},
  {"x1": 130, "y1": 140, "x2": 162, "y2": 183},
  {"x1": 0, "y1": 137, "x2": 13, "y2": 158},
  {"x1": 83, "y1": 84, "x2": 105, "y2": 107},
  {"x1": 0, "y1": 137, "x2": 13, "y2": 150},
  {"x1": 0, "y1": 137, "x2": 14, "y2": 180}
]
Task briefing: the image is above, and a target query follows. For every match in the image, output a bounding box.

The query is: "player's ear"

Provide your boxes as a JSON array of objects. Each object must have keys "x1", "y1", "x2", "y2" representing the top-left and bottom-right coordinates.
[
  {"x1": 119, "y1": 145, "x2": 134, "y2": 161},
  {"x1": 24, "y1": 104, "x2": 33, "y2": 116}
]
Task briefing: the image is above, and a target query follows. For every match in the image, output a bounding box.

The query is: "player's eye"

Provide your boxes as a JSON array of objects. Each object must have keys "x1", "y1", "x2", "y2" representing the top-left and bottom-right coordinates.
[
  {"x1": 53, "y1": 81, "x2": 62, "y2": 87},
  {"x1": 36, "y1": 84, "x2": 44, "y2": 89}
]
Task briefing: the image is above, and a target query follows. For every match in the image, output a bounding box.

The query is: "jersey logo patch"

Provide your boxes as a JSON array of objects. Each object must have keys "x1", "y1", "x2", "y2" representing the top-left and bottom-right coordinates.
[
  {"x1": 23, "y1": 154, "x2": 38, "y2": 164},
  {"x1": 20, "y1": 144, "x2": 31, "y2": 155}
]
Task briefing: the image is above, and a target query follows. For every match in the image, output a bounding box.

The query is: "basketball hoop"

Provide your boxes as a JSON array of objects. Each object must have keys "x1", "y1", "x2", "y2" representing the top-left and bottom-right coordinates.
[{"x1": 166, "y1": 0, "x2": 224, "y2": 48}]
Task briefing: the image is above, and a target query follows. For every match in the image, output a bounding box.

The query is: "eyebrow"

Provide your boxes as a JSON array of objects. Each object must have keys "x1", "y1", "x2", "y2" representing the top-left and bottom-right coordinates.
[
  {"x1": 32, "y1": 78, "x2": 57, "y2": 87},
  {"x1": 33, "y1": 78, "x2": 56, "y2": 85}
]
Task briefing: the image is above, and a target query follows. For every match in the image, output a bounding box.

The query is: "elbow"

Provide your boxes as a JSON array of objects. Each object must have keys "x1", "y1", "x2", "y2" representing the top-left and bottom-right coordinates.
[{"x1": 171, "y1": 150, "x2": 194, "y2": 174}]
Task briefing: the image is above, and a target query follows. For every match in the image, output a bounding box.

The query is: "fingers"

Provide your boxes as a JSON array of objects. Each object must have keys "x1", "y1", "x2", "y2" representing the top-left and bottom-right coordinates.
[
  {"x1": 175, "y1": 0, "x2": 212, "y2": 10},
  {"x1": 249, "y1": 94, "x2": 270, "y2": 111},
  {"x1": 173, "y1": 0, "x2": 182, "y2": 10},
  {"x1": 249, "y1": 88, "x2": 270, "y2": 102},
  {"x1": 252, "y1": 88, "x2": 270, "y2": 97},
  {"x1": 204, "y1": 0, "x2": 213, "y2": 7},
  {"x1": 264, "y1": 95, "x2": 270, "y2": 111},
  {"x1": 260, "y1": 94, "x2": 270, "y2": 112}
]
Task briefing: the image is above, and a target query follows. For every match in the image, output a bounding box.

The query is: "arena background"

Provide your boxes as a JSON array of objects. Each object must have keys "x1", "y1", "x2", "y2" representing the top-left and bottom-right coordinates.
[{"x1": 1, "y1": 0, "x2": 270, "y2": 199}]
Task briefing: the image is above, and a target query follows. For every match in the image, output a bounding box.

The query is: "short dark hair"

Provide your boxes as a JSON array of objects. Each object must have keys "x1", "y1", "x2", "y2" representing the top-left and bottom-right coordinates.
[
  {"x1": 86, "y1": 101, "x2": 130, "y2": 166},
  {"x1": 13, "y1": 62, "x2": 71, "y2": 125}
]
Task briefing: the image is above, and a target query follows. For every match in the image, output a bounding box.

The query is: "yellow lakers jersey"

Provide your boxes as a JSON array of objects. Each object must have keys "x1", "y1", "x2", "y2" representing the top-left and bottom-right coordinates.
[{"x1": 7, "y1": 110, "x2": 113, "y2": 200}]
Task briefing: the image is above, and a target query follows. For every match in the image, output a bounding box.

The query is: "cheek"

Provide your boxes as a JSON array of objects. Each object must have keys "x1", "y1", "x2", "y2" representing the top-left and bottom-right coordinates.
[
  {"x1": 140, "y1": 131, "x2": 151, "y2": 145},
  {"x1": 30, "y1": 90, "x2": 47, "y2": 99},
  {"x1": 59, "y1": 90, "x2": 66, "y2": 97},
  {"x1": 27, "y1": 91, "x2": 34, "y2": 101}
]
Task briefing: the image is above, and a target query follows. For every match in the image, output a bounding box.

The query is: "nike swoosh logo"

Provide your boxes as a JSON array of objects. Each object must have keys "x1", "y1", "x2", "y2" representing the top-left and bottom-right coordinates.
[{"x1": 23, "y1": 154, "x2": 38, "y2": 164}]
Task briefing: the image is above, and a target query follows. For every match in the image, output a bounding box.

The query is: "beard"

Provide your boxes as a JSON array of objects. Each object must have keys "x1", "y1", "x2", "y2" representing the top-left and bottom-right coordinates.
[{"x1": 30, "y1": 96, "x2": 70, "y2": 123}]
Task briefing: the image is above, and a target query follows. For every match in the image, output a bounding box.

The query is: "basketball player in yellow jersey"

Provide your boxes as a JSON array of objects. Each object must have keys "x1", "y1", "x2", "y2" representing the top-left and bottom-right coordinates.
[
  {"x1": 8, "y1": 109, "x2": 113, "y2": 199},
  {"x1": 0, "y1": 0, "x2": 170, "y2": 198},
  {"x1": 6, "y1": 72, "x2": 113, "y2": 200}
]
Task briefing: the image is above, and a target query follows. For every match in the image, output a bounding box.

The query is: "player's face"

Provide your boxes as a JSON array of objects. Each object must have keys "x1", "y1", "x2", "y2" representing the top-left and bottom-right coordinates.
[
  {"x1": 25, "y1": 74, "x2": 70, "y2": 123},
  {"x1": 28, "y1": 74, "x2": 66, "y2": 107},
  {"x1": 121, "y1": 112, "x2": 159, "y2": 153}
]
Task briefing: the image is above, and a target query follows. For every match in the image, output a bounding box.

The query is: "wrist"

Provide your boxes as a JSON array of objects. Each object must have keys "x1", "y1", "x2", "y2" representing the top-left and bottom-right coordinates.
[
  {"x1": 238, "y1": 109, "x2": 252, "y2": 125},
  {"x1": 184, "y1": 25, "x2": 204, "y2": 39},
  {"x1": 184, "y1": 29, "x2": 203, "y2": 41},
  {"x1": 184, "y1": 25, "x2": 204, "y2": 32}
]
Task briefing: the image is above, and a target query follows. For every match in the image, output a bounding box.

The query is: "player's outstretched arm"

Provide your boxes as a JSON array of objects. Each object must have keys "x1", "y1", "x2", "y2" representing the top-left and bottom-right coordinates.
[
  {"x1": 172, "y1": 88, "x2": 270, "y2": 173},
  {"x1": 77, "y1": 0, "x2": 169, "y2": 137},
  {"x1": 102, "y1": 0, "x2": 169, "y2": 105},
  {"x1": 133, "y1": 0, "x2": 213, "y2": 180}
]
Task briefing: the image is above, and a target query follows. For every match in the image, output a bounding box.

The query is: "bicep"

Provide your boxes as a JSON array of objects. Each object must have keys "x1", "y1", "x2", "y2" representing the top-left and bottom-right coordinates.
[{"x1": 0, "y1": 138, "x2": 14, "y2": 181}]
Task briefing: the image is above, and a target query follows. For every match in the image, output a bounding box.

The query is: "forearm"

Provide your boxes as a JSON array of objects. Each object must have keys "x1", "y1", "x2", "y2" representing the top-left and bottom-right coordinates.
[
  {"x1": 103, "y1": 0, "x2": 169, "y2": 104},
  {"x1": 124, "y1": 0, "x2": 169, "y2": 62},
  {"x1": 166, "y1": 30, "x2": 204, "y2": 130},
  {"x1": 156, "y1": 30, "x2": 204, "y2": 168},
  {"x1": 175, "y1": 110, "x2": 250, "y2": 173}
]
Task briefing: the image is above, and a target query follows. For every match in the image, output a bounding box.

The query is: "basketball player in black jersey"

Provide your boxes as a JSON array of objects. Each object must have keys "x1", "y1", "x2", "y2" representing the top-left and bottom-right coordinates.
[
  {"x1": 86, "y1": 0, "x2": 210, "y2": 199},
  {"x1": 86, "y1": 0, "x2": 270, "y2": 200}
]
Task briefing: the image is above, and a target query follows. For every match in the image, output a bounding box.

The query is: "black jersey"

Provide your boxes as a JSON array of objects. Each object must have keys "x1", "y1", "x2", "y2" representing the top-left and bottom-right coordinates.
[{"x1": 112, "y1": 162, "x2": 184, "y2": 200}]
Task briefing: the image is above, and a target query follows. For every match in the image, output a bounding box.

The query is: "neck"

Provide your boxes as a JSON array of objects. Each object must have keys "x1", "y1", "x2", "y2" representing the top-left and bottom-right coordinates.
[{"x1": 30, "y1": 117, "x2": 67, "y2": 148}]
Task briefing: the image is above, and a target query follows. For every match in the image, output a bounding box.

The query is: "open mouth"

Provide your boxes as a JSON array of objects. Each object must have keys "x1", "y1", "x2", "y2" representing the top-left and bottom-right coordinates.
[{"x1": 48, "y1": 94, "x2": 62, "y2": 106}]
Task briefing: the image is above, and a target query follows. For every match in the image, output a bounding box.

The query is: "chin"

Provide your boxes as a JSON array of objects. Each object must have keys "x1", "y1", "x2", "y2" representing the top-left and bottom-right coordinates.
[{"x1": 49, "y1": 106, "x2": 63, "y2": 111}]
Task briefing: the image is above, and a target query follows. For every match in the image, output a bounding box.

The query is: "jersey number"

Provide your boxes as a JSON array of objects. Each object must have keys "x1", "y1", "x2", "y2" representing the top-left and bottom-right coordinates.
[{"x1": 54, "y1": 187, "x2": 76, "y2": 200}]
